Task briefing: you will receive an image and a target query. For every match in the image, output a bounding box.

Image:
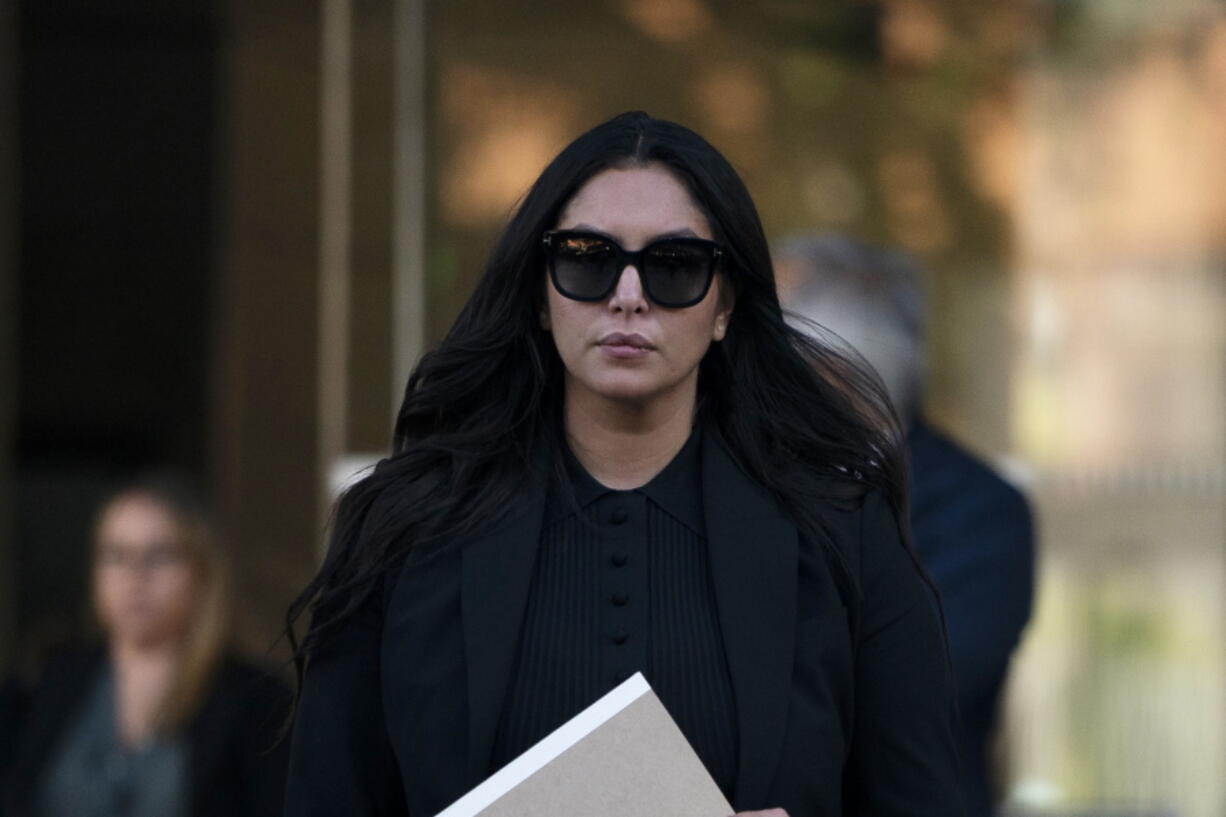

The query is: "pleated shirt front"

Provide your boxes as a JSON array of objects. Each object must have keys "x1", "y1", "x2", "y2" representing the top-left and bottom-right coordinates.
[{"x1": 490, "y1": 427, "x2": 740, "y2": 800}]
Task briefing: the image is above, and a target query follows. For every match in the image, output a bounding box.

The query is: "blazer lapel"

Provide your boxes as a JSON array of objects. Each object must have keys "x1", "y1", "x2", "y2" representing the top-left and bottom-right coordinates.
[
  {"x1": 703, "y1": 435, "x2": 798, "y2": 808},
  {"x1": 460, "y1": 478, "x2": 548, "y2": 787}
]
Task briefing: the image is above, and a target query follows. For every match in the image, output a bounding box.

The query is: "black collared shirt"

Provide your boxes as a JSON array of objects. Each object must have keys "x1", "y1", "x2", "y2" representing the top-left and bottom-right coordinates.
[{"x1": 490, "y1": 426, "x2": 739, "y2": 799}]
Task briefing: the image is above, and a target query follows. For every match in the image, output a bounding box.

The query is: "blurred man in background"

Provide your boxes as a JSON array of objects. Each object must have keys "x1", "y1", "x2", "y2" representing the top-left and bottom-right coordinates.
[{"x1": 774, "y1": 234, "x2": 1036, "y2": 817}]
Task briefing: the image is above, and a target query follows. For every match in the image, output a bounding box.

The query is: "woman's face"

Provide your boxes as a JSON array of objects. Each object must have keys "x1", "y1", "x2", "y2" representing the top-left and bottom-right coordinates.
[
  {"x1": 543, "y1": 163, "x2": 733, "y2": 409},
  {"x1": 94, "y1": 494, "x2": 199, "y2": 650}
]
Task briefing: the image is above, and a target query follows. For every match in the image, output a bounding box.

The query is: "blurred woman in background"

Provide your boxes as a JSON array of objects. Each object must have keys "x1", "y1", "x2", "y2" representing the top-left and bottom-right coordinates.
[{"x1": 3, "y1": 473, "x2": 289, "y2": 817}]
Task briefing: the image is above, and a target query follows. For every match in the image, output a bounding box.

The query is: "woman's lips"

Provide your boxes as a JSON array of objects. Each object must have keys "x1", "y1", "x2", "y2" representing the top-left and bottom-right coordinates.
[{"x1": 599, "y1": 332, "x2": 654, "y2": 359}]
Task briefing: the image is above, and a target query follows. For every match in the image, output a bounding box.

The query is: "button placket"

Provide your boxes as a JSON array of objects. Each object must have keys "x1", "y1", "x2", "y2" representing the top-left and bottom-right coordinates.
[{"x1": 598, "y1": 492, "x2": 648, "y2": 688}]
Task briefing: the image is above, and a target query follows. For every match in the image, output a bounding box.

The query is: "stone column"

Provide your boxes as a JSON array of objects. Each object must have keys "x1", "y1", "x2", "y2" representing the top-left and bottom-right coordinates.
[
  {"x1": 216, "y1": 0, "x2": 426, "y2": 655},
  {"x1": 216, "y1": 2, "x2": 324, "y2": 656}
]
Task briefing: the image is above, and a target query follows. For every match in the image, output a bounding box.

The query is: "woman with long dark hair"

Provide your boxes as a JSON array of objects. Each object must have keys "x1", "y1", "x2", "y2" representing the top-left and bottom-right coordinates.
[{"x1": 284, "y1": 112, "x2": 961, "y2": 817}]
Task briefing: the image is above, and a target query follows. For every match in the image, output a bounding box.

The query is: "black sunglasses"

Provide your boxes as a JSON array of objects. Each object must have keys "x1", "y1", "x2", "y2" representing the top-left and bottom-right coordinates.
[{"x1": 542, "y1": 230, "x2": 723, "y2": 308}]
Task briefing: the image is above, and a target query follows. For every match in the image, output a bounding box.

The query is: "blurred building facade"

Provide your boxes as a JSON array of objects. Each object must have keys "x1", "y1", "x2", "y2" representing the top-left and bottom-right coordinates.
[{"x1": 2, "y1": 1, "x2": 1224, "y2": 815}]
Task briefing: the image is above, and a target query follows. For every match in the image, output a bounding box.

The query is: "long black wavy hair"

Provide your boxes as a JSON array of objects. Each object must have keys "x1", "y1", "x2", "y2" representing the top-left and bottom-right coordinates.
[{"x1": 286, "y1": 111, "x2": 909, "y2": 684}]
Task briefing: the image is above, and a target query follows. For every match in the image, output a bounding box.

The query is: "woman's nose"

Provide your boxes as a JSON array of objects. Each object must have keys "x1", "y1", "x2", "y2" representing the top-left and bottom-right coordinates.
[{"x1": 607, "y1": 265, "x2": 649, "y2": 313}]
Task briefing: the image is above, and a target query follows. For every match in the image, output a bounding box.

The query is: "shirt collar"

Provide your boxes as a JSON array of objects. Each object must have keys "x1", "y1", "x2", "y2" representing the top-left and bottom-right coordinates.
[
  {"x1": 548, "y1": 424, "x2": 705, "y2": 535},
  {"x1": 636, "y1": 424, "x2": 704, "y2": 534}
]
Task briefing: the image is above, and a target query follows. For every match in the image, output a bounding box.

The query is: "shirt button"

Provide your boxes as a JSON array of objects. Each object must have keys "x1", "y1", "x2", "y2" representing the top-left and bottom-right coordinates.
[
  {"x1": 611, "y1": 591, "x2": 629, "y2": 606},
  {"x1": 610, "y1": 630, "x2": 629, "y2": 645},
  {"x1": 610, "y1": 551, "x2": 628, "y2": 567},
  {"x1": 610, "y1": 508, "x2": 628, "y2": 524}
]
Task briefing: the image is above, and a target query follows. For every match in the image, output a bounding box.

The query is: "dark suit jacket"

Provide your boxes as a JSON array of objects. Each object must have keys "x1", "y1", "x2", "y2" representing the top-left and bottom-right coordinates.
[
  {"x1": 908, "y1": 418, "x2": 1035, "y2": 817},
  {"x1": 286, "y1": 436, "x2": 963, "y2": 817},
  {"x1": 3, "y1": 645, "x2": 291, "y2": 817}
]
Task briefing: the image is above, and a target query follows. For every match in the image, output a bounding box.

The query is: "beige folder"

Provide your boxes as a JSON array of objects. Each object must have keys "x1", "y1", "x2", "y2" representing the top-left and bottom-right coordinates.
[{"x1": 435, "y1": 673, "x2": 733, "y2": 817}]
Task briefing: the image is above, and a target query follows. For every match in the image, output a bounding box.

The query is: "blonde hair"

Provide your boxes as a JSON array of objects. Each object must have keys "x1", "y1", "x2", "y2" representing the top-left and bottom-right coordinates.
[{"x1": 93, "y1": 473, "x2": 233, "y2": 734}]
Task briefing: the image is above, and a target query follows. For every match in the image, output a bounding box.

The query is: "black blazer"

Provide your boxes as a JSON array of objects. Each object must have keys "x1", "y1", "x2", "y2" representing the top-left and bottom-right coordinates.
[
  {"x1": 3, "y1": 645, "x2": 291, "y2": 817},
  {"x1": 286, "y1": 437, "x2": 962, "y2": 817}
]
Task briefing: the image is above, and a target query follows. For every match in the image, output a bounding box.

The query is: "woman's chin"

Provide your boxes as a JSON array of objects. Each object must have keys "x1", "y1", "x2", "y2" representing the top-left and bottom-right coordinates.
[
  {"x1": 108, "y1": 619, "x2": 180, "y2": 650},
  {"x1": 574, "y1": 371, "x2": 692, "y2": 409}
]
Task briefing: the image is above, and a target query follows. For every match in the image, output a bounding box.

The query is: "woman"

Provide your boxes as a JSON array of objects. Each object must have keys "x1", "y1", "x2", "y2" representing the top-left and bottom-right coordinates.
[
  {"x1": 285, "y1": 112, "x2": 962, "y2": 817},
  {"x1": 4, "y1": 474, "x2": 290, "y2": 817}
]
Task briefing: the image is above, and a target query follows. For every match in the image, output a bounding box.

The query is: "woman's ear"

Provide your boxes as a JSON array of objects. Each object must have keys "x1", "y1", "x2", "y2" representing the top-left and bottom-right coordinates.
[
  {"x1": 712, "y1": 278, "x2": 735, "y2": 341},
  {"x1": 539, "y1": 304, "x2": 552, "y2": 331}
]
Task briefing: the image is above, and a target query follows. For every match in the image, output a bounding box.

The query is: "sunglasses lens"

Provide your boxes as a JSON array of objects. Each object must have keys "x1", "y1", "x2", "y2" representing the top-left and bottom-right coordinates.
[
  {"x1": 550, "y1": 235, "x2": 618, "y2": 300},
  {"x1": 642, "y1": 241, "x2": 715, "y2": 306},
  {"x1": 546, "y1": 232, "x2": 718, "y2": 306}
]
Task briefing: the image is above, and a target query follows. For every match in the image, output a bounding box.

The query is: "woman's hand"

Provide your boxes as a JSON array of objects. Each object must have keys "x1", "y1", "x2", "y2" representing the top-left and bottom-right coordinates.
[{"x1": 733, "y1": 810, "x2": 790, "y2": 816}]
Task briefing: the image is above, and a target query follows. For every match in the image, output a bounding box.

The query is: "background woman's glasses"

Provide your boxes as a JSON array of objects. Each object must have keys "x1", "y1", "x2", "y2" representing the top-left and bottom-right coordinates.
[{"x1": 542, "y1": 230, "x2": 722, "y2": 308}]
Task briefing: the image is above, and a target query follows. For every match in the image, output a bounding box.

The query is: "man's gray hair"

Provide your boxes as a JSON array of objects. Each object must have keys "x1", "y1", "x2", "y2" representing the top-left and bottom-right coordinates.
[{"x1": 774, "y1": 233, "x2": 928, "y2": 418}]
